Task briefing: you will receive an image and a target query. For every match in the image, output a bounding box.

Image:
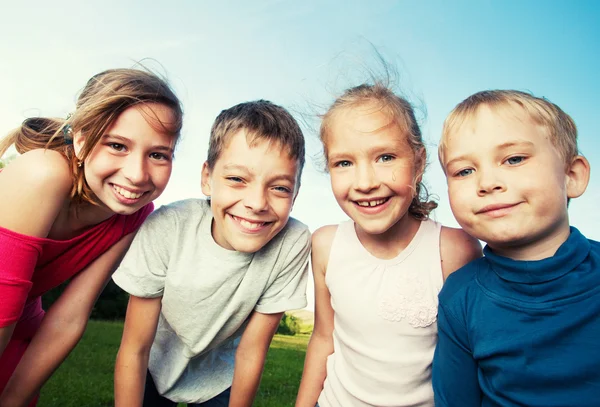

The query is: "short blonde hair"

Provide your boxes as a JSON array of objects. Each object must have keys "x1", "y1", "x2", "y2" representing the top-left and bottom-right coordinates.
[{"x1": 439, "y1": 90, "x2": 578, "y2": 169}]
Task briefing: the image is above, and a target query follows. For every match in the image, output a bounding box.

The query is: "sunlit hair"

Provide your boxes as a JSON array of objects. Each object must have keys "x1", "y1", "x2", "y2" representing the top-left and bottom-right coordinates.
[
  {"x1": 207, "y1": 100, "x2": 306, "y2": 185},
  {"x1": 439, "y1": 90, "x2": 579, "y2": 169},
  {"x1": 0, "y1": 68, "x2": 183, "y2": 206},
  {"x1": 320, "y1": 83, "x2": 437, "y2": 220}
]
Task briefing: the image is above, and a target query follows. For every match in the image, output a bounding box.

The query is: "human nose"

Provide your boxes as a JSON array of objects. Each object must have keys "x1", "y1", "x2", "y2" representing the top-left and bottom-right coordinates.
[
  {"x1": 243, "y1": 185, "x2": 268, "y2": 212},
  {"x1": 477, "y1": 167, "x2": 505, "y2": 196},
  {"x1": 123, "y1": 154, "x2": 149, "y2": 185},
  {"x1": 353, "y1": 163, "x2": 380, "y2": 193}
]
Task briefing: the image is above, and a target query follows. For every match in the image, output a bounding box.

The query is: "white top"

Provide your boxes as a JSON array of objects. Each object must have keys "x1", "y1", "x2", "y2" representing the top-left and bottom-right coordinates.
[
  {"x1": 319, "y1": 219, "x2": 443, "y2": 407},
  {"x1": 113, "y1": 199, "x2": 310, "y2": 403}
]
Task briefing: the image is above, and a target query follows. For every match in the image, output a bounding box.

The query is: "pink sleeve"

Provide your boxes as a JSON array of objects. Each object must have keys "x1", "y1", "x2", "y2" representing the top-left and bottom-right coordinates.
[{"x1": 0, "y1": 228, "x2": 43, "y2": 327}]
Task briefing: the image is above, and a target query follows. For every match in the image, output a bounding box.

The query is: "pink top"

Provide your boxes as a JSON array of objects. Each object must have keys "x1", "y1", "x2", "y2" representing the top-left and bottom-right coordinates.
[{"x1": 0, "y1": 203, "x2": 153, "y2": 332}]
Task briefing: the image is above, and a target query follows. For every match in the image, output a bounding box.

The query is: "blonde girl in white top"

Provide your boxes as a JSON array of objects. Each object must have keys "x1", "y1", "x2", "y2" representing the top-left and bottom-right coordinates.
[{"x1": 295, "y1": 83, "x2": 481, "y2": 407}]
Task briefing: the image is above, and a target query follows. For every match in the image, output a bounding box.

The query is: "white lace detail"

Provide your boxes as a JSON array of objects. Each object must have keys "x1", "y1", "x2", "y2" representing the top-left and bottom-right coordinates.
[{"x1": 378, "y1": 269, "x2": 438, "y2": 328}]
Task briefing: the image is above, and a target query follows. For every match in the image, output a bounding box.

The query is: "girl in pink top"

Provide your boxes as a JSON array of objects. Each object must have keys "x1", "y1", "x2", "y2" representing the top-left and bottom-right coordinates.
[
  {"x1": 0, "y1": 68, "x2": 183, "y2": 406},
  {"x1": 295, "y1": 81, "x2": 482, "y2": 407}
]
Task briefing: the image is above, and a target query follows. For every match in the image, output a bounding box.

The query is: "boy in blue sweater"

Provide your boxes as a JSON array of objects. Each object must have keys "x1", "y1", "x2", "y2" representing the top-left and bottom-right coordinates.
[{"x1": 433, "y1": 90, "x2": 598, "y2": 406}]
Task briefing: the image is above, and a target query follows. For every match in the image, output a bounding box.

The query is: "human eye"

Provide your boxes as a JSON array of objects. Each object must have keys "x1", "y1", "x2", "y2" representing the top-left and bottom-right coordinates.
[
  {"x1": 376, "y1": 154, "x2": 395, "y2": 163},
  {"x1": 333, "y1": 160, "x2": 352, "y2": 168},
  {"x1": 149, "y1": 152, "x2": 171, "y2": 161},
  {"x1": 109, "y1": 143, "x2": 126, "y2": 152},
  {"x1": 505, "y1": 156, "x2": 526, "y2": 165},
  {"x1": 454, "y1": 168, "x2": 474, "y2": 177},
  {"x1": 273, "y1": 185, "x2": 293, "y2": 195},
  {"x1": 226, "y1": 176, "x2": 244, "y2": 183}
]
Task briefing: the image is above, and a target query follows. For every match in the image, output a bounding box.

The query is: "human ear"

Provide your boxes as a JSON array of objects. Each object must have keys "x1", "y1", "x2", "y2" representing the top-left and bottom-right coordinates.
[
  {"x1": 200, "y1": 161, "x2": 212, "y2": 197},
  {"x1": 414, "y1": 147, "x2": 427, "y2": 184},
  {"x1": 566, "y1": 155, "x2": 590, "y2": 199},
  {"x1": 73, "y1": 131, "x2": 85, "y2": 159}
]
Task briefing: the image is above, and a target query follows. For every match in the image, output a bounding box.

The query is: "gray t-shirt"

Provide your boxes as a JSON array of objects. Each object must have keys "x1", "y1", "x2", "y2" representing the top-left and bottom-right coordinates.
[{"x1": 113, "y1": 198, "x2": 310, "y2": 403}]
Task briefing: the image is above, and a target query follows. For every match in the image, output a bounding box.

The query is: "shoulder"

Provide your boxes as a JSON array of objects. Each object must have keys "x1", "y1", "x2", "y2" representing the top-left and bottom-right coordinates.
[
  {"x1": 271, "y1": 217, "x2": 311, "y2": 248},
  {"x1": 311, "y1": 224, "x2": 339, "y2": 270},
  {"x1": 312, "y1": 224, "x2": 338, "y2": 250},
  {"x1": 440, "y1": 225, "x2": 482, "y2": 280},
  {"x1": 1, "y1": 149, "x2": 71, "y2": 194},
  {"x1": 438, "y1": 257, "x2": 485, "y2": 306},
  {"x1": 0, "y1": 150, "x2": 72, "y2": 236},
  {"x1": 144, "y1": 198, "x2": 209, "y2": 228}
]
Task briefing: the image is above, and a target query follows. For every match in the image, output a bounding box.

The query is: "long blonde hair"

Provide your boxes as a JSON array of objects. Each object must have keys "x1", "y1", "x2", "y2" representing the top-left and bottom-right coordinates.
[{"x1": 0, "y1": 68, "x2": 183, "y2": 205}]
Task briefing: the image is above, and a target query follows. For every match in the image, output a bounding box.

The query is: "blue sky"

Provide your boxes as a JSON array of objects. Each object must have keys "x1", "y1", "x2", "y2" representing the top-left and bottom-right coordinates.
[{"x1": 1, "y1": 1, "x2": 598, "y2": 240}]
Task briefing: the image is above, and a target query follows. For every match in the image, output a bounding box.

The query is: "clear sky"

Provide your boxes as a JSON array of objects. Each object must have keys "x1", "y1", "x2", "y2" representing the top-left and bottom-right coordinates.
[{"x1": 1, "y1": 1, "x2": 599, "y2": 309}]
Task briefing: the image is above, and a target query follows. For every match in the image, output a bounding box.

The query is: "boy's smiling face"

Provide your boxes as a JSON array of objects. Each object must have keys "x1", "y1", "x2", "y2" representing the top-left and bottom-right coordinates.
[
  {"x1": 443, "y1": 105, "x2": 587, "y2": 260},
  {"x1": 201, "y1": 129, "x2": 299, "y2": 253}
]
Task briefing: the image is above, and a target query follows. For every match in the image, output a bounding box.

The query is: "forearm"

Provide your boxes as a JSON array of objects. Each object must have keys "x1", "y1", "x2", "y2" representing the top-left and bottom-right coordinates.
[
  {"x1": 0, "y1": 318, "x2": 85, "y2": 407},
  {"x1": 229, "y1": 348, "x2": 267, "y2": 407},
  {"x1": 295, "y1": 335, "x2": 333, "y2": 407},
  {"x1": 0, "y1": 324, "x2": 16, "y2": 358},
  {"x1": 114, "y1": 348, "x2": 149, "y2": 407}
]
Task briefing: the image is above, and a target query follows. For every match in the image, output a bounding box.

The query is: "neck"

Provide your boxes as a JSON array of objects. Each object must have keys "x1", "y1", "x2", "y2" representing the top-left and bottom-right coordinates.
[
  {"x1": 355, "y1": 214, "x2": 421, "y2": 260},
  {"x1": 49, "y1": 200, "x2": 114, "y2": 240},
  {"x1": 489, "y1": 223, "x2": 571, "y2": 261}
]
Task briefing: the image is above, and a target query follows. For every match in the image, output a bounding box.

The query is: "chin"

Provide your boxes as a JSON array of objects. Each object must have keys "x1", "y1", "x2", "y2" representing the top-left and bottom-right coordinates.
[{"x1": 232, "y1": 242, "x2": 267, "y2": 253}]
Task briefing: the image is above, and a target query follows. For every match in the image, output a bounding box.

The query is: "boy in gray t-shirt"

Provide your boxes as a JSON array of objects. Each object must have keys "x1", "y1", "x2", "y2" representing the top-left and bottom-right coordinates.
[{"x1": 113, "y1": 100, "x2": 310, "y2": 407}]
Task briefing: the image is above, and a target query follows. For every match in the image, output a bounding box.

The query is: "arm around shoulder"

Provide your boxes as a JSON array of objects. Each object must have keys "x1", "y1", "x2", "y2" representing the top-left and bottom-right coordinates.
[
  {"x1": 440, "y1": 227, "x2": 482, "y2": 280},
  {"x1": 295, "y1": 225, "x2": 337, "y2": 407}
]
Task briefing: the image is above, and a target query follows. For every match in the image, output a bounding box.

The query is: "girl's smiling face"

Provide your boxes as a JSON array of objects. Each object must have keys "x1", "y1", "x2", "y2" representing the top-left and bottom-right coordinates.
[
  {"x1": 75, "y1": 103, "x2": 176, "y2": 216},
  {"x1": 326, "y1": 103, "x2": 422, "y2": 238}
]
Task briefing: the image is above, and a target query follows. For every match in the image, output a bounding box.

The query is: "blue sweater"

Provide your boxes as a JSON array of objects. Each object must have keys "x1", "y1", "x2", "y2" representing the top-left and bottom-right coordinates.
[{"x1": 432, "y1": 228, "x2": 600, "y2": 407}]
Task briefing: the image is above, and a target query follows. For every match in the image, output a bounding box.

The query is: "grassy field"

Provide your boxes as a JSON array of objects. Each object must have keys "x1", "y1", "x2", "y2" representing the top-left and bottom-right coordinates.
[{"x1": 39, "y1": 320, "x2": 310, "y2": 407}]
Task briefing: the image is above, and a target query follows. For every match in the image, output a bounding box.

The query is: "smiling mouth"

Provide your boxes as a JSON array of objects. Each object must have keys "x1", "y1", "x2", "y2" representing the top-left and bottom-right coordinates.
[
  {"x1": 112, "y1": 185, "x2": 146, "y2": 200},
  {"x1": 231, "y1": 215, "x2": 270, "y2": 231},
  {"x1": 354, "y1": 198, "x2": 389, "y2": 207}
]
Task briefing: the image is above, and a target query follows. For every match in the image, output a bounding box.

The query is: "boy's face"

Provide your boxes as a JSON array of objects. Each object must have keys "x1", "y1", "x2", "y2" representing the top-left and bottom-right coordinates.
[
  {"x1": 443, "y1": 105, "x2": 573, "y2": 259},
  {"x1": 201, "y1": 130, "x2": 299, "y2": 253}
]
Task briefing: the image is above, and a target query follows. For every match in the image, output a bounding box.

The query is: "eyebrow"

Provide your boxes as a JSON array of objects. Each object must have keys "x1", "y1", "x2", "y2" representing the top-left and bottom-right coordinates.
[
  {"x1": 103, "y1": 134, "x2": 174, "y2": 152},
  {"x1": 222, "y1": 164, "x2": 296, "y2": 184},
  {"x1": 445, "y1": 140, "x2": 535, "y2": 168}
]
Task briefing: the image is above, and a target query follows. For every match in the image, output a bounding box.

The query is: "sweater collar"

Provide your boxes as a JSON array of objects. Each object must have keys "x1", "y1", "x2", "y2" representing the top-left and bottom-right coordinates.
[{"x1": 483, "y1": 227, "x2": 590, "y2": 284}]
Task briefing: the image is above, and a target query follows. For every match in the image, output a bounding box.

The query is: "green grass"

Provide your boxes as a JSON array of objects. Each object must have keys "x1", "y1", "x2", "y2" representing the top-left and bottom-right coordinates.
[{"x1": 39, "y1": 320, "x2": 309, "y2": 407}]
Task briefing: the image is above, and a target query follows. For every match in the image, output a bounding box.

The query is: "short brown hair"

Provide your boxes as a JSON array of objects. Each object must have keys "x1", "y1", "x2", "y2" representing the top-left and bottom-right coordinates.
[
  {"x1": 207, "y1": 100, "x2": 305, "y2": 182},
  {"x1": 439, "y1": 90, "x2": 578, "y2": 169},
  {"x1": 320, "y1": 83, "x2": 437, "y2": 221},
  {"x1": 0, "y1": 68, "x2": 183, "y2": 206}
]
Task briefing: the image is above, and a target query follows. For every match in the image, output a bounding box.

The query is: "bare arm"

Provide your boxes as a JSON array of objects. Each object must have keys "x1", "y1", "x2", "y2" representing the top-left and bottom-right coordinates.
[
  {"x1": 0, "y1": 150, "x2": 72, "y2": 360},
  {"x1": 295, "y1": 226, "x2": 336, "y2": 407},
  {"x1": 0, "y1": 233, "x2": 135, "y2": 407},
  {"x1": 440, "y1": 226, "x2": 482, "y2": 281},
  {"x1": 114, "y1": 295, "x2": 162, "y2": 407},
  {"x1": 0, "y1": 324, "x2": 16, "y2": 358},
  {"x1": 229, "y1": 311, "x2": 283, "y2": 407}
]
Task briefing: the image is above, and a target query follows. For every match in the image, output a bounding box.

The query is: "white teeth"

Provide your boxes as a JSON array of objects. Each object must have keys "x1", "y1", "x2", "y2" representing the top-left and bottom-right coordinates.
[
  {"x1": 113, "y1": 185, "x2": 143, "y2": 199},
  {"x1": 357, "y1": 198, "x2": 387, "y2": 207},
  {"x1": 238, "y1": 218, "x2": 265, "y2": 230}
]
